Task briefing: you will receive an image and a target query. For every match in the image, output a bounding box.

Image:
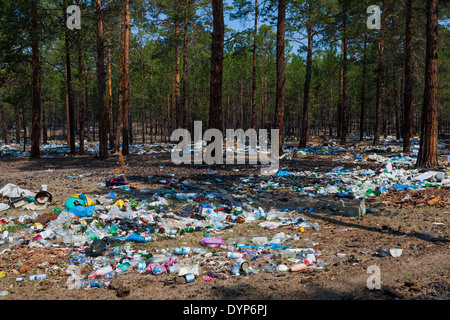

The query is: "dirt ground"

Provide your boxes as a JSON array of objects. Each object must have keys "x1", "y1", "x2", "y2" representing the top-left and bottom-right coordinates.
[{"x1": 0, "y1": 142, "x2": 448, "y2": 302}]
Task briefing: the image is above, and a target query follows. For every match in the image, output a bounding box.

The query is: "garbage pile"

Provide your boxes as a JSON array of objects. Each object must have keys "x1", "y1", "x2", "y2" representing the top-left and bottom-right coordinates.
[
  {"x1": 276, "y1": 153, "x2": 449, "y2": 199},
  {"x1": 0, "y1": 183, "x2": 327, "y2": 290},
  {"x1": 0, "y1": 142, "x2": 171, "y2": 158},
  {"x1": 0, "y1": 135, "x2": 448, "y2": 293}
]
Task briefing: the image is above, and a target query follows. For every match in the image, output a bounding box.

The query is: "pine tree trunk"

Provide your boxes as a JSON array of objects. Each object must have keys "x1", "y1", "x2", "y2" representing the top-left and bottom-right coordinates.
[
  {"x1": 374, "y1": 3, "x2": 386, "y2": 146},
  {"x1": 174, "y1": 19, "x2": 181, "y2": 130},
  {"x1": 403, "y1": 0, "x2": 414, "y2": 152},
  {"x1": 240, "y1": 77, "x2": 244, "y2": 127},
  {"x1": 340, "y1": 10, "x2": 348, "y2": 145},
  {"x1": 77, "y1": 18, "x2": 85, "y2": 155},
  {"x1": 107, "y1": 25, "x2": 115, "y2": 150},
  {"x1": 337, "y1": 51, "x2": 343, "y2": 140},
  {"x1": 299, "y1": 24, "x2": 313, "y2": 148},
  {"x1": 122, "y1": 0, "x2": 130, "y2": 155},
  {"x1": 15, "y1": 104, "x2": 20, "y2": 143},
  {"x1": 63, "y1": 1, "x2": 75, "y2": 155},
  {"x1": 274, "y1": 0, "x2": 286, "y2": 153},
  {"x1": 209, "y1": 0, "x2": 224, "y2": 131},
  {"x1": 94, "y1": 0, "x2": 108, "y2": 159},
  {"x1": 183, "y1": 0, "x2": 190, "y2": 129},
  {"x1": 328, "y1": 77, "x2": 334, "y2": 137},
  {"x1": 360, "y1": 34, "x2": 367, "y2": 141},
  {"x1": 129, "y1": 76, "x2": 133, "y2": 145},
  {"x1": 141, "y1": 61, "x2": 146, "y2": 144},
  {"x1": 116, "y1": 2, "x2": 125, "y2": 152},
  {"x1": 30, "y1": 0, "x2": 41, "y2": 159},
  {"x1": 416, "y1": 0, "x2": 439, "y2": 168},
  {"x1": 1, "y1": 105, "x2": 8, "y2": 145},
  {"x1": 251, "y1": 0, "x2": 258, "y2": 129},
  {"x1": 42, "y1": 103, "x2": 47, "y2": 144}
]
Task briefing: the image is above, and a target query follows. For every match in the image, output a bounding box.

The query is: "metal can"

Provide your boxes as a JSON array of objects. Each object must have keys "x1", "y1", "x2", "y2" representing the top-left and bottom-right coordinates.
[{"x1": 236, "y1": 258, "x2": 249, "y2": 272}]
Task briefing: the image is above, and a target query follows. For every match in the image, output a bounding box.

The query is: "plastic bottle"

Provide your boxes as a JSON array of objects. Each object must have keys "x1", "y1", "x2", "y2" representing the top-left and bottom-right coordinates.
[
  {"x1": 316, "y1": 259, "x2": 325, "y2": 268},
  {"x1": 257, "y1": 207, "x2": 266, "y2": 219},
  {"x1": 271, "y1": 232, "x2": 287, "y2": 244},
  {"x1": 289, "y1": 263, "x2": 307, "y2": 272},
  {"x1": 173, "y1": 193, "x2": 198, "y2": 200},
  {"x1": 29, "y1": 274, "x2": 47, "y2": 280},
  {"x1": 252, "y1": 237, "x2": 268, "y2": 245},
  {"x1": 69, "y1": 257, "x2": 94, "y2": 265},
  {"x1": 88, "y1": 265, "x2": 114, "y2": 279},
  {"x1": 129, "y1": 255, "x2": 144, "y2": 268},
  {"x1": 224, "y1": 237, "x2": 246, "y2": 245},
  {"x1": 312, "y1": 223, "x2": 321, "y2": 231},
  {"x1": 192, "y1": 247, "x2": 205, "y2": 254},
  {"x1": 227, "y1": 252, "x2": 243, "y2": 258},
  {"x1": 180, "y1": 247, "x2": 191, "y2": 255},
  {"x1": 260, "y1": 264, "x2": 277, "y2": 273},
  {"x1": 303, "y1": 254, "x2": 316, "y2": 266}
]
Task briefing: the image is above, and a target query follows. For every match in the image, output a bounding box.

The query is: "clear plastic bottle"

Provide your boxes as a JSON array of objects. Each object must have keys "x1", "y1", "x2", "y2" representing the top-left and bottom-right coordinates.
[
  {"x1": 312, "y1": 223, "x2": 321, "y2": 231},
  {"x1": 224, "y1": 237, "x2": 246, "y2": 245},
  {"x1": 252, "y1": 237, "x2": 268, "y2": 245},
  {"x1": 129, "y1": 254, "x2": 144, "y2": 268},
  {"x1": 290, "y1": 263, "x2": 307, "y2": 272},
  {"x1": 303, "y1": 253, "x2": 316, "y2": 266}
]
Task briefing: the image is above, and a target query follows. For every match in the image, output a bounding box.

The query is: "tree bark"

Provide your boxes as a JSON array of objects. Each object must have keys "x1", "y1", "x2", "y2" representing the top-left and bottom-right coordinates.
[
  {"x1": 63, "y1": 0, "x2": 75, "y2": 155},
  {"x1": 416, "y1": 0, "x2": 439, "y2": 168},
  {"x1": 174, "y1": 19, "x2": 181, "y2": 129},
  {"x1": 340, "y1": 9, "x2": 348, "y2": 145},
  {"x1": 15, "y1": 104, "x2": 20, "y2": 143},
  {"x1": 299, "y1": 24, "x2": 313, "y2": 148},
  {"x1": 374, "y1": 3, "x2": 386, "y2": 146},
  {"x1": 208, "y1": 0, "x2": 224, "y2": 131},
  {"x1": 360, "y1": 33, "x2": 367, "y2": 142},
  {"x1": 251, "y1": 0, "x2": 258, "y2": 129},
  {"x1": 122, "y1": 0, "x2": 130, "y2": 155},
  {"x1": 30, "y1": 0, "x2": 41, "y2": 159},
  {"x1": 42, "y1": 103, "x2": 47, "y2": 145},
  {"x1": 94, "y1": 0, "x2": 108, "y2": 159},
  {"x1": 141, "y1": 61, "x2": 145, "y2": 144},
  {"x1": 77, "y1": 12, "x2": 85, "y2": 155},
  {"x1": 274, "y1": 0, "x2": 286, "y2": 153},
  {"x1": 116, "y1": 2, "x2": 125, "y2": 152},
  {"x1": 403, "y1": 0, "x2": 414, "y2": 153},
  {"x1": 182, "y1": 0, "x2": 190, "y2": 129},
  {"x1": 107, "y1": 24, "x2": 115, "y2": 150}
]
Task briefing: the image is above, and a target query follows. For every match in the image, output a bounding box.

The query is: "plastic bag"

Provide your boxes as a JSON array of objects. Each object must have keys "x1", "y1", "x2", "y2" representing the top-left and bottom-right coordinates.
[
  {"x1": 68, "y1": 205, "x2": 95, "y2": 217},
  {"x1": 200, "y1": 236, "x2": 224, "y2": 248}
]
